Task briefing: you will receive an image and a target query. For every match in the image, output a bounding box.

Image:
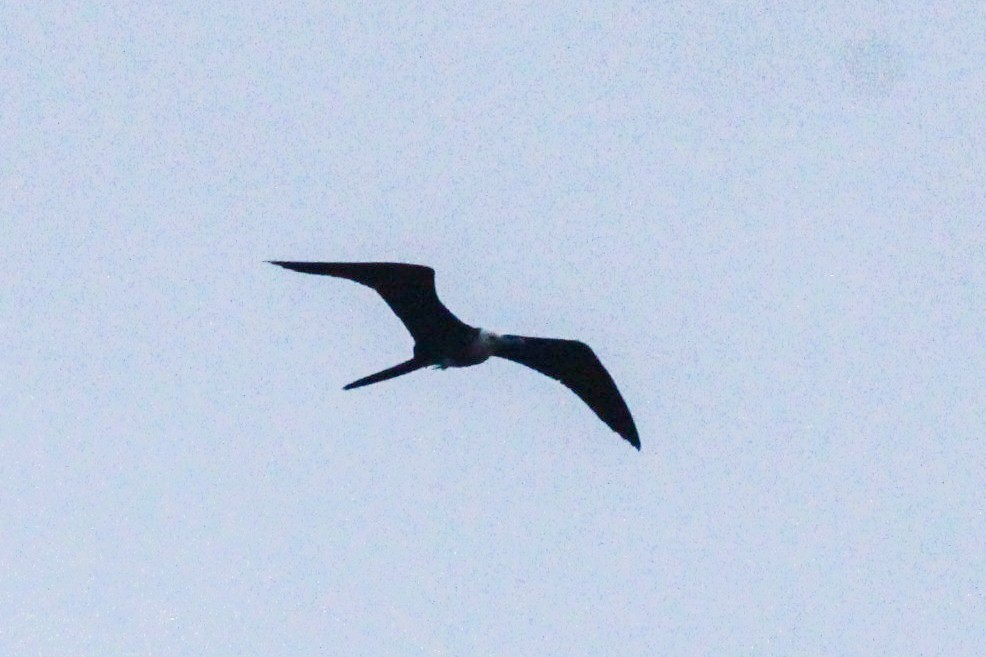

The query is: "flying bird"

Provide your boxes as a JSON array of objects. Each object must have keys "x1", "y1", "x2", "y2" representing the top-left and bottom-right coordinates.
[{"x1": 268, "y1": 261, "x2": 639, "y2": 450}]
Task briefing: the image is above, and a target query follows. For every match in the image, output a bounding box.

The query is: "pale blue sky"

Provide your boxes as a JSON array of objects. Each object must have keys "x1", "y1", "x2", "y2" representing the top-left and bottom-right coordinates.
[{"x1": 3, "y1": 2, "x2": 984, "y2": 655}]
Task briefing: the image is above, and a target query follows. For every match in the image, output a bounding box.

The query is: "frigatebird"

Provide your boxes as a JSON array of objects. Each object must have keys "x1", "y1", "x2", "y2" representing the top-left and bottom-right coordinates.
[{"x1": 268, "y1": 261, "x2": 640, "y2": 450}]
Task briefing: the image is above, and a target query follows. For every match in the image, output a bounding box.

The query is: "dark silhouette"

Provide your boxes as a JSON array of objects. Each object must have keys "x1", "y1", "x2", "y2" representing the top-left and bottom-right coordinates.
[{"x1": 269, "y1": 261, "x2": 640, "y2": 450}]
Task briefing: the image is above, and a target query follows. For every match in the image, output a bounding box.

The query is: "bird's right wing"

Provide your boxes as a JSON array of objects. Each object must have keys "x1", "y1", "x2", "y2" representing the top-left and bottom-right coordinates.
[
  {"x1": 268, "y1": 262, "x2": 471, "y2": 344},
  {"x1": 493, "y1": 335, "x2": 640, "y2": 449}
]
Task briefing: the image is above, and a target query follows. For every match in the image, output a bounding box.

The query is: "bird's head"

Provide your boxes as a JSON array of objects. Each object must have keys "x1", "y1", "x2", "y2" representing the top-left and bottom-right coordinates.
[{"x1": 485, "y1": 332, "x2": 525, "y2": 355}]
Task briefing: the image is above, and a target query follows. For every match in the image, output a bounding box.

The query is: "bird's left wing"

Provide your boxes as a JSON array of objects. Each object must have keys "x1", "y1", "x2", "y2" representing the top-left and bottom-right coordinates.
[
  {"x1": 493, "y1": 335, "x2": 639, "y2": 449},
  {"x1": 267, "y1": 261, "x2": 471, "y2": 345}
]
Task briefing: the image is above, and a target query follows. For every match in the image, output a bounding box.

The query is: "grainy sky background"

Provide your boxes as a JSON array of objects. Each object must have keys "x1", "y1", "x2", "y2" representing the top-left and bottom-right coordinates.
[{"x1": 3, "y1": 2, "x2": 984, "y2": 655}]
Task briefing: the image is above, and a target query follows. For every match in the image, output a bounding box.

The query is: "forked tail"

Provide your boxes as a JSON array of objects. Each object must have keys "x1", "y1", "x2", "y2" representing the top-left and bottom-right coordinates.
[{"x1": 343, "y1": 357, "x2": 428, "y2": 390}]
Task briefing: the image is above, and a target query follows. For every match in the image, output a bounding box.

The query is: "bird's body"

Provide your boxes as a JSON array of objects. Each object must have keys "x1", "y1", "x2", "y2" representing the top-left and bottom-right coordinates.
[
  {"x1": 269, "y1": 261, "x2": 640, "y2": 450},
  {"x1": 431, "y1": 328, "x2": 498, "y2": 368}
]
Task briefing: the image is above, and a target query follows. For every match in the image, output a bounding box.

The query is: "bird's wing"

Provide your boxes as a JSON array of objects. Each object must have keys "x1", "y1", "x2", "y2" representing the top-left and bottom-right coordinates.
[
  {"x1": 268, "y1": 262, "x2": 471, "y2": 344},
  {"x1": 493, "y1": 335, "x2": 639, "y2": 449}
]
